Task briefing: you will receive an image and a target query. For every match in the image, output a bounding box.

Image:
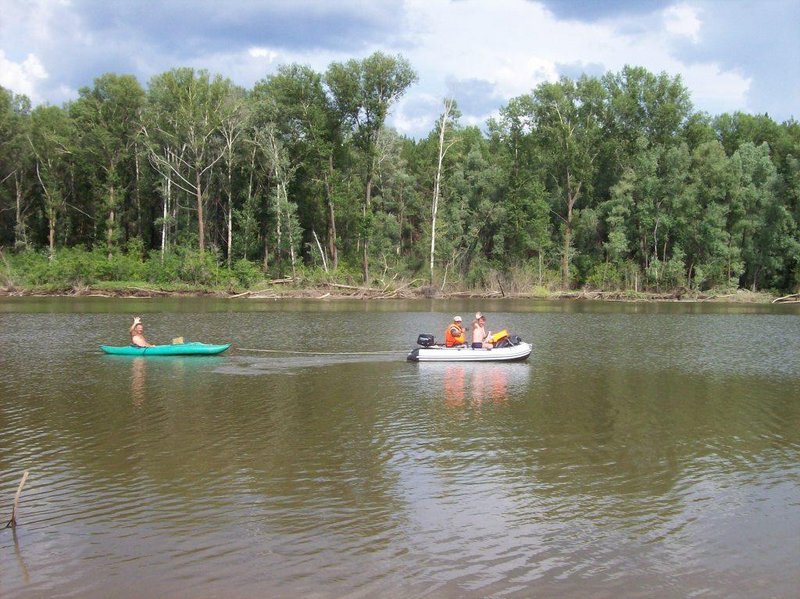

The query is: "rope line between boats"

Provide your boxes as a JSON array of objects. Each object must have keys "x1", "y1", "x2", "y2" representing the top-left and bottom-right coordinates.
[{"x1": 236, "y1": 347, "x2": 407, "y2": 355}]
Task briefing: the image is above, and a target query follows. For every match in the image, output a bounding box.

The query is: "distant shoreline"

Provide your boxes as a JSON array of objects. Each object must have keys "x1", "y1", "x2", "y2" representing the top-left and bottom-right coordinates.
[{"x1": 1, "y1": 284, "x2": 791, "y2": 304}]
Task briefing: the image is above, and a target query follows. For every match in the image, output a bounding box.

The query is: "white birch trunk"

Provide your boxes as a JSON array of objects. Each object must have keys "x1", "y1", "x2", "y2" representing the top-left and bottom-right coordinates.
[{"x1": 430, "y1": 98, "x2": 456, "y2": 283}]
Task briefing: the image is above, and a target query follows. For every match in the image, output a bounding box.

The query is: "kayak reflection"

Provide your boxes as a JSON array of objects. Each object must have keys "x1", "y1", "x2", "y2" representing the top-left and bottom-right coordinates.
[{"x1": 131, "y1": 357, "x2": 146, "y2": 407}]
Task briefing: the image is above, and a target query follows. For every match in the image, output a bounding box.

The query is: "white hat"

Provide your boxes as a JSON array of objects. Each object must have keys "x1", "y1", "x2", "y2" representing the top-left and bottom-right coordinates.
[
  {"x1": 453, "y1": 315, "x2": 462, "y2": 322},
  {"x1": 475, "y1": 311, "x2": 484, "y2": 319}
]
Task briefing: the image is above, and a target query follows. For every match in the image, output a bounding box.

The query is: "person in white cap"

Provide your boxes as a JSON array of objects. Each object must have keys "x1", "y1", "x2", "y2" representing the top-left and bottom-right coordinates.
[
  {"x1": 471, "y1": 312, "x2": 493, "y2": 349},
  {"x1": 444, "y1": 315, "x2": 467, "y2": 347}
]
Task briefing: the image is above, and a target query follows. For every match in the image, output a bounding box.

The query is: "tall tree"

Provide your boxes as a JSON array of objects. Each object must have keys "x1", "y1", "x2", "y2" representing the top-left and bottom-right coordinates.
[
  {"x1": 325, "y1": 52, "x2": 417, "y2": 282},
  {"x1": 532, "y1": 76, "x2": 605, "y2": 287},
  {"x1": 429, "y1": 97, "x2": 459, "y2": 283},
  {"x1": 71, "y1": 73, "x2": 145, "y2": 257},
  {"x1": 251, "y1": 123, "x2": 301, "y2": 276},
  {"x1": 28, "y1": 105, "x2": 75, "y2": 256},
  {"x1": 0, "y1": 88, "x2": 34, "y2": 250},
  {"x1": 253, "y1": 64, "x2": 341, "y2": 268},
  {"x1": 144, "y1": 68, "x2": 230, "y2": 254},
  {"x1": 216, "y1": 85, "x2": 249, "y2": 266}
]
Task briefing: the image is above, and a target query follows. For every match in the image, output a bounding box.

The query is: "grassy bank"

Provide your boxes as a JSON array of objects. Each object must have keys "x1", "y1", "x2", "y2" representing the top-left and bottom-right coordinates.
[{"x1": 0, "y1": 247, "x2": 786, "y2": 303}]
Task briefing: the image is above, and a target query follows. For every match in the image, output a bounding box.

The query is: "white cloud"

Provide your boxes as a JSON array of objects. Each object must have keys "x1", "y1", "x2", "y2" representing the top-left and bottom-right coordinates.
[
  {"x1": 0, "y1": 0, "x2": 788, "y2": 135},
  {"x1": 679, "y1": 62, "x2": 751, "y2": 115},
  {"x1": 384, "y1": 0, "x2": 755, "y2": 134},
  {"x1": 663, "y1": 3, "x2": 703, "y2": 43},
  {"x1": 248, "y1": 47, "x2": 279, "y2": 62},
  {"x1": 0, "y1": 50, "x2": 48, "y2": 100}
]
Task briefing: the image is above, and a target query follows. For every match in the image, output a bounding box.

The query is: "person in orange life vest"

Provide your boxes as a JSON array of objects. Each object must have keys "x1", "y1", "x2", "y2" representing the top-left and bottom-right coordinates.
[{"x1": 444, "y1": 315, "x2": 467, "y2": 347}]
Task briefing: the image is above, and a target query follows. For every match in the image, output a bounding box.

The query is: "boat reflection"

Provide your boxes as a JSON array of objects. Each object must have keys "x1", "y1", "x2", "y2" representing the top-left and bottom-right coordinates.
[{"x1": 419, "y1": 363, "x2": 530, "y2": 406}]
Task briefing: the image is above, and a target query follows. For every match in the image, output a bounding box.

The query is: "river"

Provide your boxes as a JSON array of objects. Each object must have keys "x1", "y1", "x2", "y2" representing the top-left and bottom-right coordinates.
[{"x1": 1, "y1": 297, "x2": 798, "y2": 598}]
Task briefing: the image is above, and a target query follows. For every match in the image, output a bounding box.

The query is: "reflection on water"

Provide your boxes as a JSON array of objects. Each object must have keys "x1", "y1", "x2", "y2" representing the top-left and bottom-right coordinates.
[
  {"x1": 131, "y1": 358, "x2": 145, "y2": 407},
  {"x1": 10, "y1": 528, "x2": 30, "y2": 586},
  {"x1": 1, "y1": 300, "x2": 799, "y2": 599},
  {"x1": 432, "y1": 363, "x2": 527, "y2": 407}
]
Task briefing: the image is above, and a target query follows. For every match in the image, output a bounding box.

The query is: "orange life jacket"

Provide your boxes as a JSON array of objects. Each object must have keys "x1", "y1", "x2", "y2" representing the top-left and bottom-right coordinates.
[{"x1": 444, "y1": 323, "x2": 466, "y2": 347}]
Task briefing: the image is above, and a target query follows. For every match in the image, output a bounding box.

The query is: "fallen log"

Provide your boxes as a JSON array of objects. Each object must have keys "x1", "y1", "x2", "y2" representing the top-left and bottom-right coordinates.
[
  {"x1": 773, "y1": 293, "x2": 800, "y2": 304},
  {"x1": 326, "y1": 282, "x2": 384, "y2": 293}
]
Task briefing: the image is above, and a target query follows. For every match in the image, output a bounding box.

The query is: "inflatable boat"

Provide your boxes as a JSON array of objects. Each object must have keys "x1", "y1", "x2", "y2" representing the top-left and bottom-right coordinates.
[{"x1": 407, "y1": 332, "x2": 531, "y2": 362}]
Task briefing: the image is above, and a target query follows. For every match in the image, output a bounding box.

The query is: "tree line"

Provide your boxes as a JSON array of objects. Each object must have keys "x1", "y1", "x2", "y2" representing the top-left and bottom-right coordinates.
[{"x1": 1, "y1": 54, "x2": 798, "y2": 293}]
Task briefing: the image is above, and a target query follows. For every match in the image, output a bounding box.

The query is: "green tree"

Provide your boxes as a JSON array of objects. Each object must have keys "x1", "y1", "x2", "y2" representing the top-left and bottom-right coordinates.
[
  {"x1": 71, "y1": 73, "x2": 145, "y2": 257},
  {"x1": 532, "y1": 75, "x2": 605, "y2": 287},
  {"x1": 29, "y1": 105, "x2": 75, "y2": 256},
  {"x1": 325, "y1": 52, "x2": 417, "y2": 282},
  {"x1": 679, "y1": 140, "x2": 733, "y2": 288},
  {"x1": 144, "y1": 68, "x2": 231, "y2": 254},
  {"x1": 0, "y1": 87, "x2": 35, "y2": 250},
  {"x1": 216, "y1": 84, "x2": 249, "y2": 266},
  {"x1": 253, "y1": 64, "x2": 341, "y2": 269}
]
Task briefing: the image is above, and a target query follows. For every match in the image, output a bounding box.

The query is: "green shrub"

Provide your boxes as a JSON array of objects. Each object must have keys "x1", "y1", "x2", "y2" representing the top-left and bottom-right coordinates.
[
  {"x1": 46, "y1": 248, "x2": 98, "y2": 286},
  {"x1": 586, "y1": 262, "x2": 623, "y2": 290},
  {"x1": 232, "y1": 258, "x2": 263, "y2": 287},
  {"x1": 143, "y1": 250, "x2": 182, "y2": 284}
]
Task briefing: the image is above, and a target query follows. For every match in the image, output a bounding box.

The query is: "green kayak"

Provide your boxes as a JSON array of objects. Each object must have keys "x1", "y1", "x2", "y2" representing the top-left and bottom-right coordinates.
[{"x1": 100, "y1": 342, "x2": 232, "y2": 356}]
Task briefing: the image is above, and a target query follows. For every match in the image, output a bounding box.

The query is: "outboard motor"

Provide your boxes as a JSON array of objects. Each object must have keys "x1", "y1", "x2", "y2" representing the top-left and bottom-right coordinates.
[{"x1": 417, "y1": 333, "x2": 435, "y2": 347}]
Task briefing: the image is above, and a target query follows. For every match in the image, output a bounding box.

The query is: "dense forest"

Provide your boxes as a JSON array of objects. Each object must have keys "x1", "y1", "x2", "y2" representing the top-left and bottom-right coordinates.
[{"x1": 1, "y1": 53, "x2": 798, "y2": 294}]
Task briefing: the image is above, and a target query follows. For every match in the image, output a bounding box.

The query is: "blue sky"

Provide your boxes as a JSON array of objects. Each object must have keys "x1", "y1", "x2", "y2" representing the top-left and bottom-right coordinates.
[{"x1": 1, "y1": 0, "x2": 797, "y2": 138}]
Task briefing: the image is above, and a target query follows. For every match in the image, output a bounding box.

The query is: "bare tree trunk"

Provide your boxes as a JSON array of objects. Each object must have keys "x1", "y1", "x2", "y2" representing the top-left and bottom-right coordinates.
[
  {"x1": 274, "y1": 190, "x2": 282, "y2": 274},
  {"x1": 107, "y1": 184, "x2": 116, "y2": 259},
  {"x1": 538, "y1": 251, "x2": 544, "y2": 286},
  {"x1": 161, "y1": 174, "x2": 171, "y2": 261},
  {"x1": 134, "y1": 148, "x2": 142, "y2": 237},
  {"x1": 195, "y1": 170, "x2": 205, "y2": 254},
  {"x1": 430, "y1": 98, "x2": 456, "y2": 284},
  {"x1": 325, "y1": 156, "x2": 338, "y2": 270},
  {"x1": 226, "y1": 160, "x2": 233, "y2": 268},
  {"x1": 561, "y1": 220, "x2": 571, "y2": 288},
  {"x1": 362, "y1": 174, "x2": 372, "y2": 283},
  {"x1": 313, "y1": 229, "x2": 328, "y2": 272},
  {"x1": 48, "y1": 213, "x2": 56, "y2": 259},
  {"x1": 560, "y1": 175, "x2": 581, "y2": 289},
  {"x1": 282, "y1": 181, "x2": 297, "y2": 278},
  {"x1": 14, "y1": 174, "x2": 26, "y2": 250},
  {"x1": 35, "y1": 163, "x2": 57, "y2": 259},
  {"x1": 227, "y1": 201, "x2": 233, "y2": 267}
]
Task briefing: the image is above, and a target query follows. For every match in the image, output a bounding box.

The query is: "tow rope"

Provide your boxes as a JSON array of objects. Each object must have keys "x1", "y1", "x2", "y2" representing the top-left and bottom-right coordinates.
[{"x1": 236, "y1": 348, "x2": 407, "y2": 356}]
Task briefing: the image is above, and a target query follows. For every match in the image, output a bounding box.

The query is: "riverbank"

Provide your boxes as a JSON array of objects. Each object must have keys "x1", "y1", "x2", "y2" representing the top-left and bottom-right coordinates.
[{"x1": 1, "y1": 281, "x2": 793, "y2": 303}]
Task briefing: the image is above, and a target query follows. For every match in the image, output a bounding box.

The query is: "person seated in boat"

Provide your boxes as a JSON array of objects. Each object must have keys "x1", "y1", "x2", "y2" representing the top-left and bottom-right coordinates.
[
  {"x1": 129, "y1": 316, "x2": 154, "y2": 347},
  {"x1": 444, "y1": 315, "x2": 467, "y2": 347},
  {"x1": 471, "y1": 312, "x2": 493, "y2": 349}
]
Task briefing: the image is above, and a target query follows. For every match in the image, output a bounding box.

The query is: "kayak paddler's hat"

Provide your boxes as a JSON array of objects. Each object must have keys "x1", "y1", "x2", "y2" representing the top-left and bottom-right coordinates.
[
  {"x1": 453, "y1": 315, "x2": 462, "y2": 322},
  {"x1": 475, "y1": 311, "x2": 484, "y2": 320}
]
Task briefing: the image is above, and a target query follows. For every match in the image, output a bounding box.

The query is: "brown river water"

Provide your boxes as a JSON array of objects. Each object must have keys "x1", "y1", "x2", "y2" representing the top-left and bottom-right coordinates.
[{"x1": 1, "y1": 297, "x2": 799, "y2": 598}]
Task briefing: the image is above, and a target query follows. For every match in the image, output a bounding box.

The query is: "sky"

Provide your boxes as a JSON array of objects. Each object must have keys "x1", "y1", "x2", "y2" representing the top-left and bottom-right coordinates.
[{"x1": 1, "y1": 0, "x2": 798, "y2": 138}]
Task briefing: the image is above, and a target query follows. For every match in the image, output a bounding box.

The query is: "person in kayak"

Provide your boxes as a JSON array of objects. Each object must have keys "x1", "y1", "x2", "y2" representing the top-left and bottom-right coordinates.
[
  {"x1": 130, "y1": 316, "x2": 154, "y2": 347},
  {"x1": 471, "y1": 312, "x2": 493, "y2": 349},
  {"x1": 444, "y1": 315, "x2": 467, "y2": 347}
]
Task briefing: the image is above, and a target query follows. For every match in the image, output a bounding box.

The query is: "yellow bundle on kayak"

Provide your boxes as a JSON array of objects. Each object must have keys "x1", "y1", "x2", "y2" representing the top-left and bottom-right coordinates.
[
  {"x1": 490, "y1": 329, "x2": 508, "y2": 343},
  {"x1": 172, "y1": 336, "x2": 184, "y2": 345}
]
